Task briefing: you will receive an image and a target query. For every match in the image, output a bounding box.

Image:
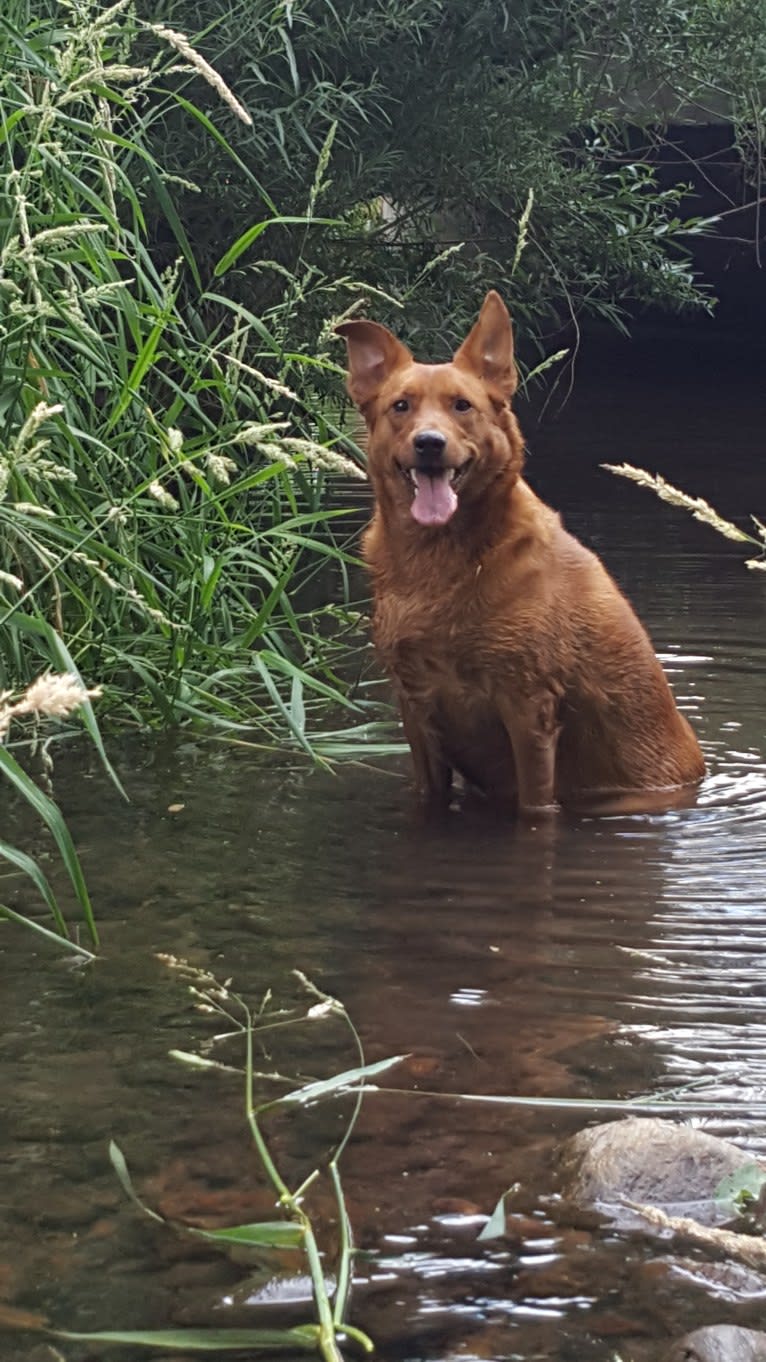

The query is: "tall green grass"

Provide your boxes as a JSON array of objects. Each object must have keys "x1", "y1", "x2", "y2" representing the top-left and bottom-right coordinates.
[{"x1": 0, "y1": 0, "x2": 370, "y2": 743}]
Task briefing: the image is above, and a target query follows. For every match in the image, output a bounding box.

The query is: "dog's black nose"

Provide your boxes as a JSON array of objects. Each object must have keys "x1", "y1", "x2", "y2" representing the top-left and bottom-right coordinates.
[{"x1": 413, "y1": 429, "x2": 447, "y2": 465}]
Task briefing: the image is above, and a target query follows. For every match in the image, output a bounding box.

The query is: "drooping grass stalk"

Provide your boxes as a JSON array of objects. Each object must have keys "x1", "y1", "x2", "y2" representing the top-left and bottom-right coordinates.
[
  {"x1": 0, "y1": 901, "x2": 95, "y2": 960},
  {"x1": 235, "y1": 979, "x2": 391, "y2": 1358},
  {"x1": 604, "y1": 464, "x2": 766, "y2": 570},
  {"x1": 0, "y1": 663, "x2": 106, "y2": 951},
  {"x1": 362, "y1": 1085, "x2": 766, "y2": 1118}
]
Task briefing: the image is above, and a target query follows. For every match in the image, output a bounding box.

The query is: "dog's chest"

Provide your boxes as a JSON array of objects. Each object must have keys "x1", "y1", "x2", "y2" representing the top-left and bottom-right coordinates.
[
  {"x1": 373, "y1": 588, "x2": 494, "y2": 707},
  {"x1": 374, "y1": 590, "x2": 517, "y2": 793}
]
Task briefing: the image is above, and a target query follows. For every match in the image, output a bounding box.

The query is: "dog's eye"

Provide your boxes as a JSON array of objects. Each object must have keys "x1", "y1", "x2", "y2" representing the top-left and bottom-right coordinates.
[
  {"x1": 392, "y1": 399, "x2": 409, "y2": 414},
  {"x1": 454, "y1": 398, "x2": 472, "y2": 412}
]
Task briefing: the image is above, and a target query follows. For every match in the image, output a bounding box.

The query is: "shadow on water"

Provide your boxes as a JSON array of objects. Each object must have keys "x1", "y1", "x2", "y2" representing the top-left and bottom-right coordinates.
[{"x1": 1, "y1": 332, "x2": 766, "y2": 1360}]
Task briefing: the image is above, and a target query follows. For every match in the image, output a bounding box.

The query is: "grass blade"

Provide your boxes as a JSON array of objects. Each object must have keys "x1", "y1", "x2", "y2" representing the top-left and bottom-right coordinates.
[
  {"x1": 0, "y1": 749, "x2": 98, "y2": 946},
  {"x1": 191, "y1": 1222, "x2": 305, "y2": 1248},
  {"x1": 266, "y1": 1055, "x2": 407, "y2": 1110},
  {"x1": 108, "y1": 1141, "x2": 165, "y2": 1223},
  {"x1": 110, "y1": 1143, "x2": 303, "y2": 1247},
  {"x1": 0, "y1": 838, "x2": 71, "y2": 938},
  {"x1": 0, "y1": 903, "x2": 95, "y2": 960},
  {"x1": 478, "y1": 1188, "x2": 512, "y2": 1241},
  {"x1": 214, "y1": 216, "x2": 337, "y2": 276},
  {"x1": 52, "y1": 1326, "x2": 320, "y2": 1351}
]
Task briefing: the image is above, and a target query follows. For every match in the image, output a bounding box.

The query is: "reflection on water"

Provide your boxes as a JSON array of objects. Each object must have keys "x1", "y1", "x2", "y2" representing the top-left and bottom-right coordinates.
[{"x1": 1, "y1": 335, "x2": 766, "y2": 1360}]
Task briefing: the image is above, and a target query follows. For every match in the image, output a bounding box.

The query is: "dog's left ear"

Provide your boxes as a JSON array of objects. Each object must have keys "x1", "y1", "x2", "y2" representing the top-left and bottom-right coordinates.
[
  {"x1": 453, "y1": 291, "x2": 517, "y2": 398},
  {"x1": 335, "y1": 319, "x2": 412, "y2": 407}
]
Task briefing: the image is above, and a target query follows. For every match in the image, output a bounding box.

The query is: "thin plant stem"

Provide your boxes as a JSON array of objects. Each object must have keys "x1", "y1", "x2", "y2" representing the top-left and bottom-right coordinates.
[
  {"x1": 329, "y1": 1160, "x2": 353, "y2": 1331},
  {"x1": 243, "y1": 998, "x2": 346, "y2": 1362}
]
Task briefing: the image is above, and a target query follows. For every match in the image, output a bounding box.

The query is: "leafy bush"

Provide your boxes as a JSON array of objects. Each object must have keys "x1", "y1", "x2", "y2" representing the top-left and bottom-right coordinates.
[{"x1": 143, "y1": 0, "x2": 766, "y2": 350}]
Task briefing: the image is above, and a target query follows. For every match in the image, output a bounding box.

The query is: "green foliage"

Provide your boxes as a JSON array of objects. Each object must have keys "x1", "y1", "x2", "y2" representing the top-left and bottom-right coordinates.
[
  {"x1": 144, "y1": 0, "x2": 766, "y2": 351},
  {"x1": 0, "y1": 743, "x2": 98, "y2": 945},
  {"x1": 0, "y1": 0, "x2": 368, "y2": 738}
]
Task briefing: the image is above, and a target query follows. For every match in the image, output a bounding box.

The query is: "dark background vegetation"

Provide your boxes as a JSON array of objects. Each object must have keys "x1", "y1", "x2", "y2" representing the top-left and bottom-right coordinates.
[{"x1": 142, "y1": 0, "x2": 766, "y2": 356}]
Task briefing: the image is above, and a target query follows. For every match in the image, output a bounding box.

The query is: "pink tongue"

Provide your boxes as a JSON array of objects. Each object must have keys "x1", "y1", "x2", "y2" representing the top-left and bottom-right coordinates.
[{"x1": 411, "y1": 471, "x2": 458, "y2": 526}]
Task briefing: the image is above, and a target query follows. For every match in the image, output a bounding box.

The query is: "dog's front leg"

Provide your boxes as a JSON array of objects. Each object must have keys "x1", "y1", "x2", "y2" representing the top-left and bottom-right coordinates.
[
  {"x1": 399, "y1": 695, "x2": 452, "y2": 808},
  {"x1": 498, "y1": 691, "x2": 561, "y2": 817}
]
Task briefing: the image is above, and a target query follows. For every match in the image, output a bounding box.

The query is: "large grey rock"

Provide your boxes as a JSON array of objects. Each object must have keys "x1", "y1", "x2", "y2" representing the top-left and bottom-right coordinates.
[
  {"x1": 663, "y1": 1325, "x2": 766, "y2": 1361},
  {"x1": 559, "y1": 1117, "x2": 760, "y2": 1224}
]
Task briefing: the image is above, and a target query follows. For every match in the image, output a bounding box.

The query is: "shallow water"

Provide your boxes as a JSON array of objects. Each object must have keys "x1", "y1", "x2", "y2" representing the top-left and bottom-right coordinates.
[{"x1": 2, "y1": 332, "x2": 766, "y2": 1361}]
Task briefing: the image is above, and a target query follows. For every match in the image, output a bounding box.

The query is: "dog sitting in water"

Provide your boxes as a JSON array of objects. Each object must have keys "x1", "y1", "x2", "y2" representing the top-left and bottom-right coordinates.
[{"x1": 337, "y1": 292, "x2": 705, "y2": 814}]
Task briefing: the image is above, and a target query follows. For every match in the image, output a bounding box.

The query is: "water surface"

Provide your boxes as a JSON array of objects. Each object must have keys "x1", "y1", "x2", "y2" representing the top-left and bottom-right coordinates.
[{"x1": 1, "y1": 332, "x2": 765, "y2": 1362}]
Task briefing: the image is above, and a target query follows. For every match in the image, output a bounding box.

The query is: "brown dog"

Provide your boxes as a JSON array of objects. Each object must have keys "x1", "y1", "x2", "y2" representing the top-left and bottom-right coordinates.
[{"x1": 337, "y1": 292, "x2": 705, "y2": 814}]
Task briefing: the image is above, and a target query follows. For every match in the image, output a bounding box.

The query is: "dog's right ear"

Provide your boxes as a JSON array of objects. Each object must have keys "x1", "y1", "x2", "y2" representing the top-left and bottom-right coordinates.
[{"x1": 335, "y1": 320, "x2": 412, "y2": 407}]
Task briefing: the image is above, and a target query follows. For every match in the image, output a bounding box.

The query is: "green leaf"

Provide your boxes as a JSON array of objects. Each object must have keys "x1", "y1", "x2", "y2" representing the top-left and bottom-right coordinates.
[
  {"x1": 143, "y1": 157, "x2": 202, "y2": 291},
  {"x1": 478, "y1": 1190, "x2": 509, "y2": 1241},
  {"x1": 109, "y1": 1141, "x2": 164, "y2": 1223},
  {"x1": 278, "y1": 26, "x2": 300, "y2": 94},
  {"x1": 257, "y1": 650, "x2": 357, "y2": 710},
  {"x1": 162, "y1": 91, "x2": 278, "y2": 213},
  {"x1": 715, "y1": 1162, "x2": 766, "y2": 1211},
  {"x1": 0, "y1": 105, "x2": 30, "y2": 145},
  {"x1": 0, "y1": 838, "x2": 70, "y2": 937},
  {"x1": 52, "y1": 1325, "x2": 320, "y2": 1351},
  {"x1": 289, "y1": 673, "x2": 305, "y2": 741},
  {"x1": 0, "y1": 749, "x2": 98, "y2": 947},
  {"x1": 106, "y1": 308, "x2": 170, "y2": 431},
  {"x1": 241, "y1": 564, "x2": 293, "y2": 648},
  {"x1": 110, "y1": 1143, "x2": 302, "y2": 1247},
  {"x1": 192, "y1": 1221, "x2": 305, "y2": 1248},
  {"x1": 267, "y1": 1055, "x2": 406, "y2": 1110},
  {"x1": 0, "y1": 903, "x2": 95, "y2": 959},
  {"x1": 213, "y1": 216, "x2": 337, "y2": 277}
]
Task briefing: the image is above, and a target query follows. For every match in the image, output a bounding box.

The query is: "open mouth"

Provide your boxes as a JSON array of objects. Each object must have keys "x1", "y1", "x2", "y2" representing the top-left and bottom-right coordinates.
[{"x1": 397, "y1": 459, "x2": 472, "y2": 527}]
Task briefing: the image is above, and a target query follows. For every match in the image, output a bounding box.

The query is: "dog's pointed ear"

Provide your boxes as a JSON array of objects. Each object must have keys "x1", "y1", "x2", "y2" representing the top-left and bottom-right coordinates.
[
  {"x1": 335, "y1": 319, "x2": 412, "y2": 407},
  {"x1": 453, "y1": 291, "x2": 517, "y2": 398}
]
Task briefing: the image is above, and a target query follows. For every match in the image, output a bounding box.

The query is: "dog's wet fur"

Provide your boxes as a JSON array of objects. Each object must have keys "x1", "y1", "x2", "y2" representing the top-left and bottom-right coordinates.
[{"x1": 337, "y1": 292, "x2": 705, "y2": 815}]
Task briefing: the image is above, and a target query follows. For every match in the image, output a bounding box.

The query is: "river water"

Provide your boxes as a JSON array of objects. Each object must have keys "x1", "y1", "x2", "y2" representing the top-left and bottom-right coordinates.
[{"x1": 1, "y1": 330, "x2": 765, "y2": 1361}]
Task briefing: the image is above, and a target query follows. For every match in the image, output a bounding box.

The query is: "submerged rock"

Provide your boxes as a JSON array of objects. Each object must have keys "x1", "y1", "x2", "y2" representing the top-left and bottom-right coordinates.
[
  {"x1": 559, "y1": 1117, "x2": 760, "y2": 1226},
  {"x1": 663, "y1": 1324, "x2": 766, "y2": 1361},
  {"x1": 647, "y1": 1255, "x2": 766, "y2": 1302}
]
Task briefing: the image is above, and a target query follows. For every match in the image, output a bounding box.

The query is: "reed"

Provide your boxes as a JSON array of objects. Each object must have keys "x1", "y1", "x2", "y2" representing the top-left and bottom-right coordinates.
[
  {"x1": 604, "y1": 465, "x2": 766, "y2": 571},
  {"x1": 0, "y1": 0, "x2": 368, "y2": 748}
]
